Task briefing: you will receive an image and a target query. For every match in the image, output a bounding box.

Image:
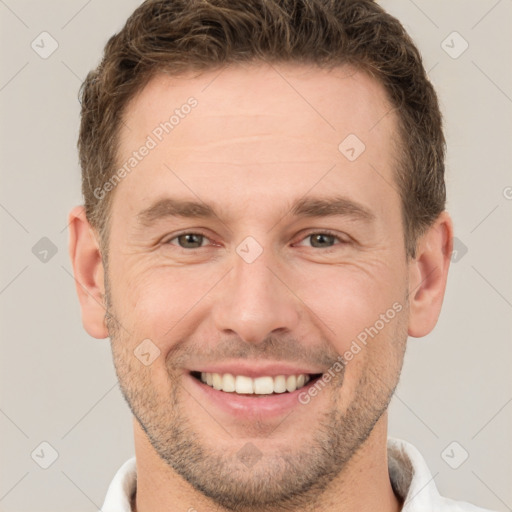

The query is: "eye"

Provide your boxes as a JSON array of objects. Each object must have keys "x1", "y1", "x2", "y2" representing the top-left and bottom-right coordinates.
[
  {"x1": 167, "y1": 232, "x2": 210, "y2": 249},
  {"x1": 296, "y1": 231, "x2": 348, "y2": 249}
]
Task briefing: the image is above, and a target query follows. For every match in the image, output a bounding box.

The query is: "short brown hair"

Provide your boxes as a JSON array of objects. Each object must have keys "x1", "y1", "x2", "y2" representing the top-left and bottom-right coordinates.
[{"x1": 78, "y1": 0, "x2": 445, "y2": 258}]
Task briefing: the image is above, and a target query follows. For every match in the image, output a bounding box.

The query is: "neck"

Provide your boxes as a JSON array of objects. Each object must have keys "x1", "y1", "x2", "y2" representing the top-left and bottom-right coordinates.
[{"x1": 131, "y1": 414, "x2": 402, "y2": 512}]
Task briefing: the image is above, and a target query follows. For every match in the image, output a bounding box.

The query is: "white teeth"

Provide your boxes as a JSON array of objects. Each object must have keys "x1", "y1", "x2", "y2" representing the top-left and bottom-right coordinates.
[
  {"x1": 274, "y1": 375, "x2": 287, "y2": 393},
  {"x1": 198, "y1": 372, "x2": 313, "y2": 394},
  {"x1": 212, "y1": 373, "x2": 223, "y2": 390},
  {"x1": 286, "y1": 375, "x2": 296, "y2": 392},
  {"x1": 222, "y1": 373, "x2": 236, "y2": 392},
  {"x1": 253, "y1": 376, "x2": 274, "y2": 394},
  {"x1": 235, "y1": 375, "x2": 254, "y2": 394}
]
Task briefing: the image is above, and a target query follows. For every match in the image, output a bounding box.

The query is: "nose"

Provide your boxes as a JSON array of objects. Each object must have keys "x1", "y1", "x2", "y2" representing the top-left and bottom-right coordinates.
[{"x1": 212, "y1": 244, "x2": 301, "y2": 344}]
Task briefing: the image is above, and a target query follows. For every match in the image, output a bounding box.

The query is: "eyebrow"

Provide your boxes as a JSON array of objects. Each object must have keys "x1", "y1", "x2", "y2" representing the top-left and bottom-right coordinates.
[
  {"x1": 291, "y1": 196, "x2": 375, "y2": 222},
  {"x1": 137, "y1": 195, "x2": 375, "y2": 226}
]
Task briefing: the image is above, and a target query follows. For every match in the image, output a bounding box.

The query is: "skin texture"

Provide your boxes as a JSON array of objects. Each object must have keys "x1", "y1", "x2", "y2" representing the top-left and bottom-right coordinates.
[{"x1": 69, "y1": 62, "x2": 453, "y2": 512}]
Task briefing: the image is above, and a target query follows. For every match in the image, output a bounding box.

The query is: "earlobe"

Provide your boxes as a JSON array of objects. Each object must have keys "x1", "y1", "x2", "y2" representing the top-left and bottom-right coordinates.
[
  {"x1": 68, "y1": 206, "x2": 109, "y2": 339},
  {"x1": 407, "y1": 211, "x2": 454, "y2": 338}
]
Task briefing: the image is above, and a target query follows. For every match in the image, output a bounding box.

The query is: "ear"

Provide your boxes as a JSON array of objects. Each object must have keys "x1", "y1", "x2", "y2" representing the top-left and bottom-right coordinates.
[
  {"x1": 68, "y1": 205, "x2": 109, "y2": 339},
  {"x1": 407, "y1": 211, "x2": 454, "y2": 338}
]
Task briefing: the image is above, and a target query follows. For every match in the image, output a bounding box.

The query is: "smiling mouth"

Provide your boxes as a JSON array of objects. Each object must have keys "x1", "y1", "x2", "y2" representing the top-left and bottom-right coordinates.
[{"x1": 190, "y1": 371, "x2": 323, "y2": 395}]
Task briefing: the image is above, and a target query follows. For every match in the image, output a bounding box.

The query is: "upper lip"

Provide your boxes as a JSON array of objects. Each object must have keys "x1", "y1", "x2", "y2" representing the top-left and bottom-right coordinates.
[{"x1": 189, "y1": 361, "x2": 325, "y2": 378}]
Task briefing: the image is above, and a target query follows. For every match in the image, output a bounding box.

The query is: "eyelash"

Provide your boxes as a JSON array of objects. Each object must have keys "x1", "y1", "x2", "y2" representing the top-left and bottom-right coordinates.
[{"x1": 164, "y1": 230, "x2": 349, "y2": 251}]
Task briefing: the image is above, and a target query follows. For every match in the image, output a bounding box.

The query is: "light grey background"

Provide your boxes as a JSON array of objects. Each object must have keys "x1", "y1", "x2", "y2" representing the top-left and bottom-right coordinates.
[{"x1": 0, "y1": 1, "x2": 511, "y2": 511}]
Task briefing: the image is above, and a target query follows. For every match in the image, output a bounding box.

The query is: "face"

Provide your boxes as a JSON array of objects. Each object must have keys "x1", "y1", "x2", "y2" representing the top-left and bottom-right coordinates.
[{"x1": 104, "y1": 63, "x2": 410, "y2": 509}]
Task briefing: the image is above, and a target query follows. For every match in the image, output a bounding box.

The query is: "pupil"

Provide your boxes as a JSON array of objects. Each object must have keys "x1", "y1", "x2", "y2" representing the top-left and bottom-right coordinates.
[
  {"x1": 312, "y1": 234, "x2": 334, "y2": 247},
  {"x1": 180, "y1": 234, "x2": 202, "y2": 248}
]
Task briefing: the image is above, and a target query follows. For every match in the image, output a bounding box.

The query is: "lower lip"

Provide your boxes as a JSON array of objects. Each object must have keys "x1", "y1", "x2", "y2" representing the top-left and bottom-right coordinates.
[{"x1": 185, "y1": 373, "x2": 319, "y2": 419}]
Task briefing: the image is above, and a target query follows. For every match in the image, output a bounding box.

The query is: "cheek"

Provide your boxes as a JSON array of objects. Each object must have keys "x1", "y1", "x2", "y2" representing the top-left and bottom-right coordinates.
[
  {"x1": 110, "y1": 262, "x2": 219, "y2": 347},
  {"x1": 295, "y1": 259, "x2": 404, "y2": 354}
]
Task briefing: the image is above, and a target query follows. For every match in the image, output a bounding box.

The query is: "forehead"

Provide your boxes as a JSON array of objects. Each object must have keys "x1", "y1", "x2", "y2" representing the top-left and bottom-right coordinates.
[
  {"x1": 122, "y1": 62, "x2": 395, "y2": 149},
  {"x1": 114, "y1": 62, "x2": 400, "y2": 224}
]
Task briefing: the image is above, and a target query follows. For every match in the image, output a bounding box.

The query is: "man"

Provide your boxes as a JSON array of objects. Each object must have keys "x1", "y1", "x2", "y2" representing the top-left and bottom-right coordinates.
[{"x1": 68, "y1": 1, "x2": 495, "y2": 511}]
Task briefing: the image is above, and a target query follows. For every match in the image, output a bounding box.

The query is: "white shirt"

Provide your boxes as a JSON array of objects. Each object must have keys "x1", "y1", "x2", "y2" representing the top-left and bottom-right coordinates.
[{"x1": 102, "y1": 438, "x2": 496, "y2": 512}]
